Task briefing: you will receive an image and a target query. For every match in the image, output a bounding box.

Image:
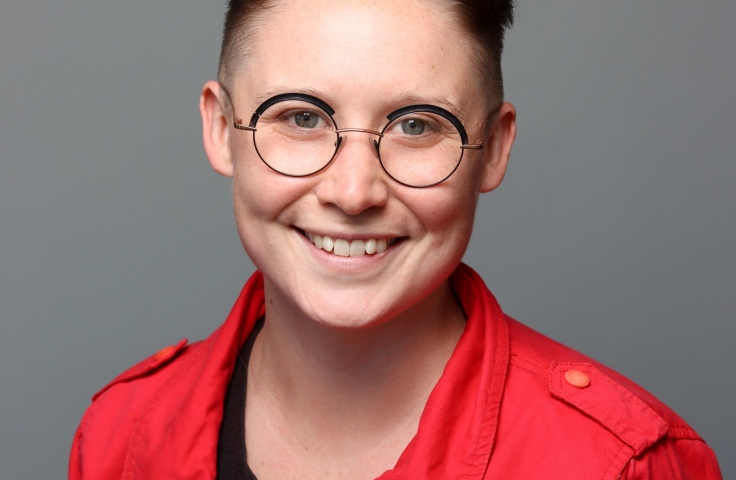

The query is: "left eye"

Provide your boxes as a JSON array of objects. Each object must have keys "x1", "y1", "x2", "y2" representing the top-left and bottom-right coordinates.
[
  {"x1": 400, "y1": 118, "x2": 425, "y2": 135},
  {"x1": 293, "y1": 112, "x2": 319, "y2": 128}
]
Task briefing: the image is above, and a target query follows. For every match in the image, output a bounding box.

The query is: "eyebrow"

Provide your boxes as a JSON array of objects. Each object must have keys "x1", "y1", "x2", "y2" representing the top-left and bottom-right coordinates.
[
  {"x1": 252, "y1": 86, "x2": 465, "y2": 122},
  {"x1": 252, "y1": 86, "x2": 338, "y2": 109},
  {"x1": 381, "y1": 91, "x2": 465, "y2": 121}
]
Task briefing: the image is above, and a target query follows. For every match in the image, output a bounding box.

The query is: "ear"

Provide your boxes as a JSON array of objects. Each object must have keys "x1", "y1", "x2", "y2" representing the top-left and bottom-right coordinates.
[
  {"x1": 479, "y1": 101, "x2": 517, "y2": 193},
  {"x1": 200, "y1": 80, "x2": 234, "y2": 177}
]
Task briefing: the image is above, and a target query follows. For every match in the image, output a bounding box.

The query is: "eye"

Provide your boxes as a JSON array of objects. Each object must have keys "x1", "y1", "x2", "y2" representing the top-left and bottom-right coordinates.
[
  {"x1": 400, "y1": 118, "x2": 425, "y2": 135},
  {"x1": 293, "y1": 111, "x2": 320, "y2": 128}
]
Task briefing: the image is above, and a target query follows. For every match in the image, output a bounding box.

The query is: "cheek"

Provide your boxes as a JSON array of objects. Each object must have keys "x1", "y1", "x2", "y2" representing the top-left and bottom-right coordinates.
[
  {"x1": 230, "y1": 140, "x2": 302, "y2": 222},
  {"x1": 229, "y1": 147, "x2": 312, "y2": 267},
  {"x1": 417, "y1": 160, "x2": 482, "y2": 234},
  {"x1": 406, "y1": 182, "x2": 480, "y2": 243}
]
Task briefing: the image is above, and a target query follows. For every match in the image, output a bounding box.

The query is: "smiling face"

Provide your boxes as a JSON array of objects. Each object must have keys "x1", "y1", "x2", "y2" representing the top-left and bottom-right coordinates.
[{"x1": 201, "y1": 0, "x2": 516, "y2": 329}]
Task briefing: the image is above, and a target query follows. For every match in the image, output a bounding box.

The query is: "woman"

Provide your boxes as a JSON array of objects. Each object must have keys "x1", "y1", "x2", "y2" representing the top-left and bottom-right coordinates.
[{"x1": 69, "y1": 0, "x2": 722, "y2": 478}]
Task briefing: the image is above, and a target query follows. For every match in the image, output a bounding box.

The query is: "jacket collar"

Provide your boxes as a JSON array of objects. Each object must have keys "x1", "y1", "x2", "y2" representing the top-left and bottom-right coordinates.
[
  {"x1": 380, "y1": 263, "x2": 509, "y2": 478},
  {"x1": 131, "y1": 263, "x2": 508, "y2": 479}
]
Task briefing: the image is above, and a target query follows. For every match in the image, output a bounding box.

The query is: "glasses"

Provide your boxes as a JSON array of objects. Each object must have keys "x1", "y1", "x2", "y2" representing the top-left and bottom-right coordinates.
[{"x1": 226, "y1": 91, "x2": 486, "y2": 188}]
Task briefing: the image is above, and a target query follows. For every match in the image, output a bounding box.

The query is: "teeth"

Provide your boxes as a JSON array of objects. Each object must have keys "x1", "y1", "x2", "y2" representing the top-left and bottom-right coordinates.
[
  {"x1": 377, "y1": 239, "x2": 387, "y2": 253},
  {"x1": 349, "y1": 240, "x2": 365, "y2": 257},
  {"x1": 322, "y1": 236, "x2": 334, "y2": 252},
  {"x1": 333, "y1": 239, "x2": 350, "y2": 257},
  {"x1": 305, "y1": 232, "x2": 397, "y2": 256}
]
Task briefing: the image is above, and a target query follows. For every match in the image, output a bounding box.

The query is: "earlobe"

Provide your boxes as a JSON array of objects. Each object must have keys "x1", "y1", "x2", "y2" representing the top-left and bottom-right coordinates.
[
  {"x1": 200, "y1": 80, "x2": 234, "y2": 177},
  {"x1": 480, "y1": 102, "x2": 517, "y2": 193}
]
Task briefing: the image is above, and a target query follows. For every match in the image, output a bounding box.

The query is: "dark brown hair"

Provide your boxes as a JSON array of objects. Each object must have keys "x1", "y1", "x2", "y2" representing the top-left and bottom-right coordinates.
[{"x1": 218, "y1": 0, "x2": 515, "y2": 106}]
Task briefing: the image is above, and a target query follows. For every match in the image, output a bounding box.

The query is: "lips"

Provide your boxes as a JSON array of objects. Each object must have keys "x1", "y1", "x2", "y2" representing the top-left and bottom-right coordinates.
[{"x1": 301, "y1": 230, "x2": 399, "y2": 257}]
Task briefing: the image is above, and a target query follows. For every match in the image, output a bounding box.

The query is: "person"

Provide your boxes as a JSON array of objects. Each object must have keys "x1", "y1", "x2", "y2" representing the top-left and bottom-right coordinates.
[{"x1": 68, "y1": 0, "x2": 723, "y2": 479}]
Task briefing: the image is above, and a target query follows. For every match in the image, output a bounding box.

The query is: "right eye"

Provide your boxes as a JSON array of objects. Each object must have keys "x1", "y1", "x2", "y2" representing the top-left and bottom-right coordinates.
[
  {"x1": 293, "y1": 111, "x2": 320, "y2": 128},
  {"x1": 400, "y1": 118, "x2": 426, "y2": 135}
]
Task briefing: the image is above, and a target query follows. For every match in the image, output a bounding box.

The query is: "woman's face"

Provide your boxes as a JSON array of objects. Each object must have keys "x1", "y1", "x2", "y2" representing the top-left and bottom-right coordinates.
[{"x1": 203, "y1": 0, "x2": 515, "y2": 329}]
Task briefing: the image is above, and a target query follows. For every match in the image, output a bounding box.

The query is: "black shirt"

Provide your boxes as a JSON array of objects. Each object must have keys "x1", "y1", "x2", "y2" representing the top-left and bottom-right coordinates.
[{"x1": 216, "y1": 319, "x2": 264, "y2": 480}]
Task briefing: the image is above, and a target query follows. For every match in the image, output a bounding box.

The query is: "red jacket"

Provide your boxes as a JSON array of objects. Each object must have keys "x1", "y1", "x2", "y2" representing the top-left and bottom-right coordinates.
[{"x1": 69, "y1": 264, "x2": 722, "y2": 479}]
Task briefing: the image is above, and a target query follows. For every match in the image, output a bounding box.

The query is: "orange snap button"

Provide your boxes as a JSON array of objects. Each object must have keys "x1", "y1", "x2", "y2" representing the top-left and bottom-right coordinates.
[
  {"x1": 565, "y1": 369, "x2": 590, "y2": 388},
  {"x1": 153, "y1": 345, "x2": 176, "y2": 361}
]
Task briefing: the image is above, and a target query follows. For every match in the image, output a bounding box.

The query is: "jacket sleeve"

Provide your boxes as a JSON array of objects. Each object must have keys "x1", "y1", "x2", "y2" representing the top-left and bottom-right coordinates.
[
  {"x1": 622, "y1": 436, "x2": 722, "y2": 480},
  {"x1": 68, "y1": 410, "x2": 86, "y2": 480}
]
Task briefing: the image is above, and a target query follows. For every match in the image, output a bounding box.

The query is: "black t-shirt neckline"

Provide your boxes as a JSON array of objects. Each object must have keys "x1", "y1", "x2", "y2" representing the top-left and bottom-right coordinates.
[{"x1": 216, "y1": 318, "x2": 264, "y2": 480}]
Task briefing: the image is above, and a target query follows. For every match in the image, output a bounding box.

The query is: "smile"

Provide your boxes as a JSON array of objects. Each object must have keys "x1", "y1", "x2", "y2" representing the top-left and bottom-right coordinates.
[{"x1": 301, "y1": 230, "x2": 399, "y2": 257}]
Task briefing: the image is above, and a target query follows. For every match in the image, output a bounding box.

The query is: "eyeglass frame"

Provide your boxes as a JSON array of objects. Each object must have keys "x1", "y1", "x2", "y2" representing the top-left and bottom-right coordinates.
[{"x1": 221, "y1": 87, "x2": 491, "y2": 188}]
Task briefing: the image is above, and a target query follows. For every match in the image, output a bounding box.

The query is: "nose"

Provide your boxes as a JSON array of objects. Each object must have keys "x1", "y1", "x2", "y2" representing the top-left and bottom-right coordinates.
[{"x1": 314, "y1": 131, "x2": 389, "y2": 215}]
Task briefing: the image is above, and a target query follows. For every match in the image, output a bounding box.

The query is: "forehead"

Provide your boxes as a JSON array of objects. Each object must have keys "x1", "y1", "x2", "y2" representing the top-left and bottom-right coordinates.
[{"x1": 233, "y1": 0, "x2": 483, "y2": 120}]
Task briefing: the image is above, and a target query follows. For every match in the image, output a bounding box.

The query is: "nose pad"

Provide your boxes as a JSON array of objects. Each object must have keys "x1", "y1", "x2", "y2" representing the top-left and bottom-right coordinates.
[{"x1": 335, "y1": 135, "x2": 380, "y2": 158}]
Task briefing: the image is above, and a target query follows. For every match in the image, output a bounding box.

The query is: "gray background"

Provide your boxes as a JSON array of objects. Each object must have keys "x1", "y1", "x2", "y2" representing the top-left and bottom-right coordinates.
[{"x1": 0, "y1": 0, "x2": 733, "y2": 478}]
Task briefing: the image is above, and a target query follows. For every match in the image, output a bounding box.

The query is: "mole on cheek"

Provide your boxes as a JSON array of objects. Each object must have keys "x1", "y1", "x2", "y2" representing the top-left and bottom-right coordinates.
[{"x1": 269, "y1": 298, "x2": 274, "y2": 305}]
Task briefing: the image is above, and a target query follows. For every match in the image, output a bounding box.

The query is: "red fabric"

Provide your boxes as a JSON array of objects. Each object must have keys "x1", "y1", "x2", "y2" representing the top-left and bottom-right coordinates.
[{"x1": 69, "y1": 264, "x2": 722, "y2": 479}]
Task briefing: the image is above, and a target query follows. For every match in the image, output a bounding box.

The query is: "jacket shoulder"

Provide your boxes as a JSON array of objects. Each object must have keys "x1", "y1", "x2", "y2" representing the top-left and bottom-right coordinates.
[
  {"x1": 505, "y1": 314, "x2": 699, "y2": 440},
  {"x1": 91, "y1": 338, "x2": 190, "y2": 401},
  {"x1": 69, "y1": 337, "x2": 206, "y2": 479},
  {"x1": 500, "y1": 315, "x2": 721, "y2": 479}
]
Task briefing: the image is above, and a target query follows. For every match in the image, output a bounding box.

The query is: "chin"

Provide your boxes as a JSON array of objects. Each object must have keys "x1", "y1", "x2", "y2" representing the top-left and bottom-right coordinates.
[{"x1": 297, "y1": 292, "x2": 398, "y2": 331}]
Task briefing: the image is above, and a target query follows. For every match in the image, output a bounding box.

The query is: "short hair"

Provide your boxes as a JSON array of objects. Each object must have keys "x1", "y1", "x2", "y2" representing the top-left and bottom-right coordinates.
[{"x1": 218, "y1": 0, "x2": 515, "y2": 106}]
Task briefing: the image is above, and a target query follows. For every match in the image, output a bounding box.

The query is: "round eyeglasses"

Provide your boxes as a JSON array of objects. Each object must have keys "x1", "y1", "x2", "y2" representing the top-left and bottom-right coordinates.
[{"x1": 228, "y1": 91, "x2": 485, "y2": 188}]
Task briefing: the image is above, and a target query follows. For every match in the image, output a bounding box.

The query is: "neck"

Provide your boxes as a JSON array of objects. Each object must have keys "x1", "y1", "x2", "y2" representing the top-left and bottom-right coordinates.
[{"x1": 247, "y1": 278, "x2": 466, "y2": 456}]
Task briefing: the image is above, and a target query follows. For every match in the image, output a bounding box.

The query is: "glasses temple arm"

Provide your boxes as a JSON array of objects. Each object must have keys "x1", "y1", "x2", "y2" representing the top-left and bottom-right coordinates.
[
  {"x1": 460, "y1": 140, "x2": 483, "y2": 150},
  {"x1": 234, "y1": 120, "x2": 256, "y2": 131}
]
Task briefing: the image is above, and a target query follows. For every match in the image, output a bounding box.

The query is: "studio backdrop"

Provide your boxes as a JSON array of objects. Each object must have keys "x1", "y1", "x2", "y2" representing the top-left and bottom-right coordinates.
[{"x1": 0, "y1": 1, "x2": 733, "y2": 478}]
